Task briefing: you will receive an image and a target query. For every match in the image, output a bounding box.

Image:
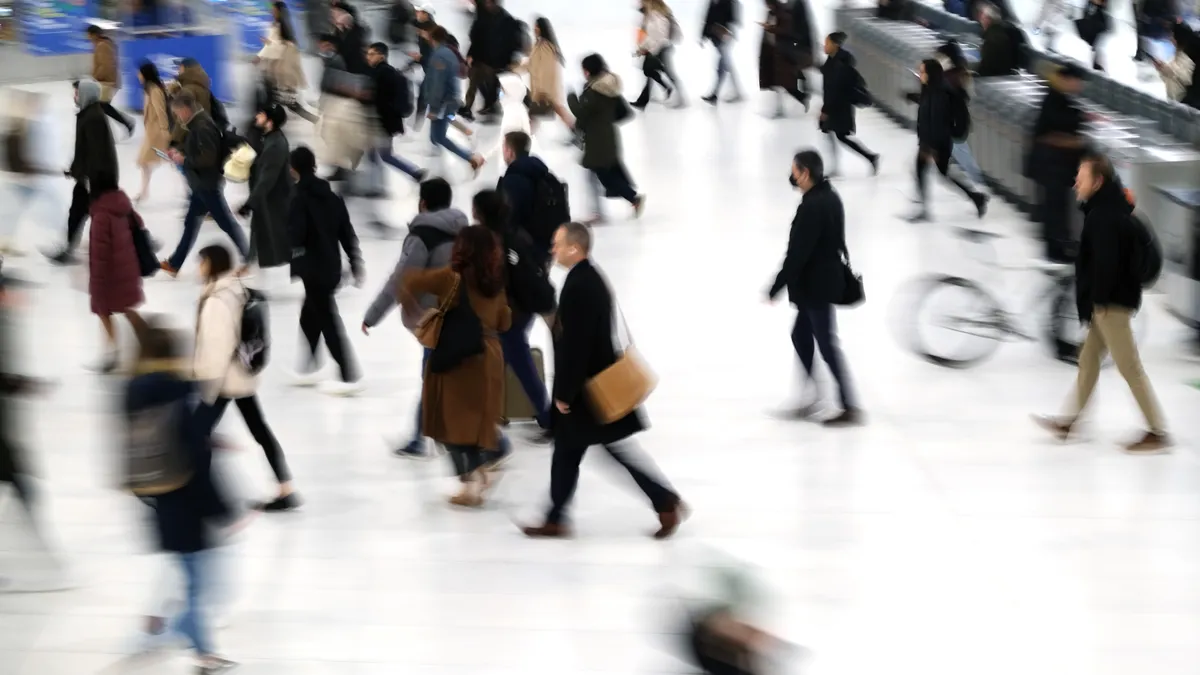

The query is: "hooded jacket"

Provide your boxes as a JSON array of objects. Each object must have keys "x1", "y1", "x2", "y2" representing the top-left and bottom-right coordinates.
[
  {"x1": 498, "y1": 153, "x2": 553, "y2": 259},
  {"x1": 195, "y1": 274, "x2": 258, "y2": 402},
  {"x1": 70, "y1": 79, "x2": 119, "y2": 191},
  {"x1": 180, "y1": 109, "x2": 224, "y2": 191},
  {"x1": 88, "y1": 190, "x2": 145, "y2": 316},
  {"x1": 1076, "y1": 179, "x2": 1142, "y2": 321},
  {"x1": 289, "y1": 173, "x2": 364, "y2": 291},
  {"x1": 567, "y1": 72, "x2": 626, "y2": 169},
  {"x1": 363, "y1": 208, "x2": 469, "y2": 330}
]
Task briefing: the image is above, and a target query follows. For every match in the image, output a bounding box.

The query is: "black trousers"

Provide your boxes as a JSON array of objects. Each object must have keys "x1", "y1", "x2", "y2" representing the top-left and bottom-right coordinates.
[
  {"x1": 446, "y1": 444, "x2": 485, "y2": 480},
  {"x1": 791, "y1": 303, "x2": 857, "y2": 410},
  {"x1": 826, "y1": 131, "x2": 875, "y2": 168},
  {"x1": 915, "y1": 147, "x2": 977, "y2": 205},
  {"x1": 300, "y1": 286, "x2": 359, "y2": 383},
  {"x1": 463, "y1": 63, "x2": 499, "y2": 112},
  {"x1": 198, "y1": 395, "x2": 291, "y2": 483},
  {"x1": 0, "y1": 438, "x2": 34, "y2": 515},
  {"x1": 634, "y1": 48, "x2": 681, "y2": 106},
  {"x1": 66, "y1": 181, "x2": 92, "y2": 251},
  {"x1": 545, "y1": 439, "x2": 678, "y2": 525},
  {"x1": 1038, "y1": 180, "x2": 1077, "y2": 263}
]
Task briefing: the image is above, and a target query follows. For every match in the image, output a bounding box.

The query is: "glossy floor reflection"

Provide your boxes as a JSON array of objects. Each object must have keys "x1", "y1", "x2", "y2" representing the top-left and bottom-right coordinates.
[{"x1": 2, "y1": 1, "x2": 1200, "y2": 674}]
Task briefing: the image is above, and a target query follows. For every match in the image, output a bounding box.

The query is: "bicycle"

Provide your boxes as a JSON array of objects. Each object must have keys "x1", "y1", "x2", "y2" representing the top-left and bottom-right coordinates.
[{"x1": 900, "y1": 226, "x2": 1148, "y2": 368}]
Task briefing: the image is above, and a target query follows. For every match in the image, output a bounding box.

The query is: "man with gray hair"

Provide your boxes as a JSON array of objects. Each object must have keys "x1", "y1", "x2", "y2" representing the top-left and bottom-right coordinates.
[
  {"x1": 976, "y1": 2, "x2": 1023, "y2": 77},
  {"x1": 522, "y1": 221, "x2": 685, "y2": 540}
]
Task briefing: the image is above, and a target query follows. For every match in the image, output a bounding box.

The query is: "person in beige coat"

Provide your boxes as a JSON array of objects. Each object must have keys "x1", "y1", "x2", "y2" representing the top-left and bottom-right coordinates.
[
  {"x1": 135, "y1": 63, "x2": 172, "y2": 204},
  {"x1": 193, "y1": 244, "x2": 300, "y2": 512},
  {"x1": 525, "y1": 17, "x2": 570, "y2": 132},
  {"x1": 87, "y1": 25, "x2": 120, "y2": 102}
]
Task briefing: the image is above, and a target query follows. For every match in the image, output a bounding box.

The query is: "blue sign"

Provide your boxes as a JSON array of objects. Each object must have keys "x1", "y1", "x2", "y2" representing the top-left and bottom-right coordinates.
[
  {"x1": 22, "y1": 0, "x2": 94, "y2": 55},
  {"x1": 122, "y1": 32, "x2": 230, "y2": 111}
]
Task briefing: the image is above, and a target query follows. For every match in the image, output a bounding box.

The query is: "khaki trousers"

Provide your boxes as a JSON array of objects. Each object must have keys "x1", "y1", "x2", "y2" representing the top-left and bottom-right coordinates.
[{"x1": 1069, "y1": 306, "x2": 1165, "y2": 432}]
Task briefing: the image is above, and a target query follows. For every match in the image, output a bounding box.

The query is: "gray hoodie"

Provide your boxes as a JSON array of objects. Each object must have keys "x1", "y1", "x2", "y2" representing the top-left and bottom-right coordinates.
[{"x1": 363, "y1": 208, "x2": 469, "y2": 330}]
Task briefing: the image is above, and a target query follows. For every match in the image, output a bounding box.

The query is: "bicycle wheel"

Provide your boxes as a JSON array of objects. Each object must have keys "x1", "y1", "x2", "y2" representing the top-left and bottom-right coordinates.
[{"x1": 910, "y1": 276, "x2": 1007, "y2": 368}]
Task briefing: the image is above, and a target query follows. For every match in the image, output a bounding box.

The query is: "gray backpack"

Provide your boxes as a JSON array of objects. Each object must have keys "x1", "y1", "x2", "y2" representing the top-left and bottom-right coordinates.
[{"x1": 124, "y1": 401, "x2": 193, "y2": 496}]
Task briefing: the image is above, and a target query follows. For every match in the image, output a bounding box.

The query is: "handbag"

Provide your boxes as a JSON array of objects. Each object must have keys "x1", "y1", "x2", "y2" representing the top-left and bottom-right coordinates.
[
  {"x1": 413, "y1": 273, "x2": 461, "y2": 349},
  {"x1": 427, "y1": 279, "x2": 485, "y2": 374},
  {"x1": 129, "y1": 212, "x2": 158, "y2": 278},
  {"x1": 584, "y1": 286, "x2": 657, "y2": 424},
  {"x1": 835, "y1": 243, "x2": 865, "y2": 307}
]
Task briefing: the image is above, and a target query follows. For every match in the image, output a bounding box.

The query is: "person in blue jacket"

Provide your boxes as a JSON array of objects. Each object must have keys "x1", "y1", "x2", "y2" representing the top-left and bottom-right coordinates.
[{"x1": 423, "y1": 25, "x2": 484, "y2": 173}]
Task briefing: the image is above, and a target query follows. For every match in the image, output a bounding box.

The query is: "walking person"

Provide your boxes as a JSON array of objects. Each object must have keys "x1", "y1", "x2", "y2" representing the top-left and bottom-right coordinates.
[
  {"x1": 700, "y1": 0, "x2": 744, "y2": 104},
  {"x1": 526, "y1": 17, "x2": 569, "y2": 131},
  {"x1": 767, "y1": 150, "x2": 863, "y2": 426},
  {"x1": 125, "y1": 322, "x2": 238, "y2": 674},
  {"x1": 88, "y1": 185, "x2": 150, "y2": 373},
  {"x1": 85, "y1": 25, "x2": 136, "y2": 133},
  {"x1": 361, "y1": 178, "x2": 469, "y2": 457},
  {"x1": 288, "y1": 147, "x2": 367, "y2": 396},
  {"x1": 819, "y1": 32, "x2": 879, "y2": 176},
  {"x1": 193, "y1": 245, "x2": 299, "y2": 512},
  {"x1": 236, "y1": 103, "x2": 294, "y2": 294},
  {"x1": 258, "y1": 2, "x2": 319, "y2": 123},
  {"x1": 1, "y1": 91, "x2": 58, "y2": 257},
  {"x1": 134, "y1": 62, "x2": 172, "y2": 204},
  {"x1": 936, "y1": 41, "x2": 986, "y2": 190},
  {"x1": 46, "y1": 79, "x2": 118, "y2": 266},
  {"x1": 759, "y1": 0, "x2": 807, "y2": 116},
  {"x1": 1034, "y1": 152, "x2": 1170, "y2": 453},
  {"x1": 397, "y1": 226, "x2": 513, "y2": 507},
  {"x1": 568, "y1": 54, "x2": 645, "y2": 224},
  {"x1": 1074, "y1": 0, "x2": 1111, "y2": 71},
  {"x1": 521, "y1": 222, "x2": 685, "y2": 539},
  {"x1": 462, "y1": 0, "x2": 519, "y2": 120},
  {"x1": 1027, "y1": 63, "x2": 1087, "y2": 264},
  {"x1": 160, "y1": 91, "x2": 250, "y2": 278},
  {"x1": 904, "y1": 59, "x2": 988, "y2": 223},
  {"x1": 474, "y1": 189, "x2": 555, "y2": 442},
  {"x1": 366, "y1": 42, "x2": 428, "y2": 183},
  {"x1": 425, "y1": 25, "x2": 485, "y2": 172},
  {"x1": 632, "y1": 0, "x2": 685, "y2": 110}
]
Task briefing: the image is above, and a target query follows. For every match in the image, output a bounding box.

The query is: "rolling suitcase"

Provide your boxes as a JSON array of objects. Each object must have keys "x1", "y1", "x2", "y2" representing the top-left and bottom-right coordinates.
[{"x1": 502, "y1": 347, "x2": 545, "y2": 423}]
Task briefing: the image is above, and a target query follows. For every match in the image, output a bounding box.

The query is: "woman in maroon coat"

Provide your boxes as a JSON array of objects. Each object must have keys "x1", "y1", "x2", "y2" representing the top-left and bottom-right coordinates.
[{"x1": 89, "y1": 189, "x2": 147, "y2": 373}]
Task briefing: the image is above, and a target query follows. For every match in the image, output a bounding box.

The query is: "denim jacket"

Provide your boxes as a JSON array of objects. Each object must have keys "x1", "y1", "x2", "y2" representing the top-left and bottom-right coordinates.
[{"x1": 423, "y1": 44, "x2": 462, "y2": 118}]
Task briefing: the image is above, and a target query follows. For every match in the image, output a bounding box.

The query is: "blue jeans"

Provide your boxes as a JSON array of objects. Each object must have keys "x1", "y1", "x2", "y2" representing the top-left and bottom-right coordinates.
[
  {"x1": 711, "y1": 36, "x2": 740, "y2": 96},
  {"x1": 172, "y1": 551, "x2": 213, "y2": 656},
  {"x1": 429, "y1": 117, "x2": 473, "y2": 162},
  {"x1": 374, "y1": 141, "x2": 424, "y2": 181},
  {"x1": 792, "y1": 303, "x2": 857, "y2": 410},
  {"x1": 951, "y1": 141, "x2": 984, "y2": 187},
  {"x1": 499, "y1": 311, "x2": 550, "y2": 428},
  {"x1": 167, "y1": 188, "x2": 249, "y2": 270}
]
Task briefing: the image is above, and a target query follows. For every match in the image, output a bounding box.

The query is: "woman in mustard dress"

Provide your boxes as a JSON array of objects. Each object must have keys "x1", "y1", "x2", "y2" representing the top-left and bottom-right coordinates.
[{"x1": 134, "y1": 62, "x2": 171, "y2": 204}]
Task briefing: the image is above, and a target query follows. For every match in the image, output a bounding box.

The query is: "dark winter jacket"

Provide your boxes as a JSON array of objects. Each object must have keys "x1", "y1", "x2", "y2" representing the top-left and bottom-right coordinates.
[
  {"x1": 468, "y1": 4, "x2": 519, "y2": 69},
  {"x1": 768, "y1": 179, "x2": 848, "y2": 306},
  {"x1": 363, "y1": 207, "x2": 469, "y2": 329},
  {"x1": 180, "y1": 109, "x2": 224, "y2": 191},
  {"x1": 1029, "y1": 87, "x2": 1085, "y2": 183},
  {"x1": 336, "y1": 22, "x2": 371, "y2": 74},
  {"x1": 246, "y1": 129, "x2": 294, "y2": 268},
  {"x1": 388, "y1": 0, "x2": 415, "y2": 45},
  {"x1": 372, "y1": 61, "x2": 409, "y2": 137},
  {"x1": 876, "y1": 0, "x2": 912, "y2": 20},
  {"x1": 701, "y1": 0, "x2": 740, "y2": 42},
  {"x1": 497, "y1": 154, "x2": 553, "y2": 261},
  {"x1": 1076, "y1": 179, "x2": 1142, "y2": 321},
  {"x1": 977, "y1": 20, "x2": 1021, "y2": 77},
  {"x1": 71, "y1": 103, "x2": 119, "y2": 191},
  {"x1": 88, "y1": 190, "x2": 145, "y2": 316},
  {"x1": 567, "y1": 72, "x2": 626, "y2": 170},
  {"x1": 126, "y1": 371, "x2": 230, "y2": 555},
  {"x1": 908, "y1": 80, "x2": 953, "y2": 153},
  {"x1": 819, "y1": 48, "x2": 862, "y2": 136},
  {"x1": 289, "y1": 174, "x2": 363, "y2": 291},
  {"x1": 552, "y1": 258, "x2": 647, "y2": 447},
  {"x1": 1075, "y1": 0, "x2": 1111, "y2": 46}
]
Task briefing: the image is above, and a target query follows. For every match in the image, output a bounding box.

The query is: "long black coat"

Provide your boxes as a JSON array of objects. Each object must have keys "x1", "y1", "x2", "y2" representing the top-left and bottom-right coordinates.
[
  {"x1": 551, "y1": 259, "x2": 646, "y2": 447},
  {"x1": 759, "y1": 3, "x2": 800, "y2": 89},
  {"x1": 246, "y1": 129, "x2": 294, "y2": 268},
  {"x1": 70, "y1": 103, "x2": 118, "y2": 192},
  {"x1": 768, "y1": 179, "x2": 849, "y2": 306},
  {"x1": 819, "y1": 48, "x2": 860, "y2": 135},
  {"x1": 288, "y1": 174, "x2": 363, "y2": 291}
]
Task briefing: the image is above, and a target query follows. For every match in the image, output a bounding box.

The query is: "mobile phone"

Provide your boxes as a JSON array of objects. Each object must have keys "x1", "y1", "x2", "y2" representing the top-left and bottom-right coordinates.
[{"x1": 154, "y1": 148, "x2": 172, "y2": 161}]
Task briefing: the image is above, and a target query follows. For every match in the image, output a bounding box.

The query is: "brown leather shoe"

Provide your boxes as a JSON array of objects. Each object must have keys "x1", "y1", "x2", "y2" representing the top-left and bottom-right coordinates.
[
  {"x1": 521, "y1": 522, "x2": 572, "y2": 539},
  {"x1": 654, "y1": 501, "x2": 688, "y2": 540},
  {"x1": 1123, "y1": 431, "x2": 1172, "y2": 454}
]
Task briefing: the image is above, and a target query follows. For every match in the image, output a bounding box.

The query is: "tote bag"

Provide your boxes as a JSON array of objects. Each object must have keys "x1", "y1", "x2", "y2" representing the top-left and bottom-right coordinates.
[{"x1": 584, "y1": 283, "x2": 657, "y2": 424}]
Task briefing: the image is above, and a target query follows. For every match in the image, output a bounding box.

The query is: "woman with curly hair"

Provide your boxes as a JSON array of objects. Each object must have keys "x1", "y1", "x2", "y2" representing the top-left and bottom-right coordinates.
[{"x1": 398, "y1": 226, "x2": 512, "y2": 507}]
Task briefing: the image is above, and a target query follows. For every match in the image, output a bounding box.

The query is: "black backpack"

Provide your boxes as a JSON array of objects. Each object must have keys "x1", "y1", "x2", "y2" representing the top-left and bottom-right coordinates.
[
  {"x1": 124, "y1": 400, "x2": 193, "y2": 497},
  {"x1": 393, "y1": 67, "x2": 415, "y2": 120},
  {"x1": 3, "y1": 123, "x2": 30, "y2": 174},
  {"x1": 1129, "y1": 212, "x2": 1163, "y2": 287},
  {"x1": 213, "y1": 284, "x2": 271, "y2": 376},
  {"x1": 528, "y1": 173, "x2": 571, "y2": 253}
]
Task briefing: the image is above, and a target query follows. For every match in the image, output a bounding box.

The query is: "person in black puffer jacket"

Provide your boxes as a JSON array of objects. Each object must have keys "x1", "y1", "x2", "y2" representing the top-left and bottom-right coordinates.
[
  {"x1": 474, "y1": 189, "x2": 554, "y2": 438},
  {"x1": 818, "y1": 31, "x2": 879, "y2": 177},
  {"x1": 936, "y1": 42, "x2": 989, "y2": 195},
  {"x1": 904, "y1": 59, "x2": 987, "y2": 223},
  {"x1": 1034, "y1": 151, "x2": 1169, "y2": 454}
]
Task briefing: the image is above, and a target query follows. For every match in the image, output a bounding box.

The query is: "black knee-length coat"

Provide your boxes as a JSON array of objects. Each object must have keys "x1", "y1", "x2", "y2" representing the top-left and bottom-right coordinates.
[
  {"x1": 759, "y1": 0, "x2": 816, "y2": 89},
  {"x1": 245, "y1": 128, "x2": 294, "y2": 268}
]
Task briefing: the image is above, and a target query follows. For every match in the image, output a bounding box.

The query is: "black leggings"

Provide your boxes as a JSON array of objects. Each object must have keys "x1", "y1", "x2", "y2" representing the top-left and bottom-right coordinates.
[
  {"x1": 199, "y1": 395, "x2": 291, "y2": 483},
  {"x1": 634, "y1": 48, "x2": 682, "y2": 105},
  {"x1": 915, "y1": 147, "x2": 976, "y2": 203},
  {"x1": 446, "y1": 444, "x2": 485, "y2": 480}
]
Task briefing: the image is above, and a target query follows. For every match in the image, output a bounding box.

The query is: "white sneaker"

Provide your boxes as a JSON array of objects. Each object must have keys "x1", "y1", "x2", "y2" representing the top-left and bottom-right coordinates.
[
  {"x1": 291, "y1": 370, "x2": 325, "y2": 388},
  {"x1": 319, "y1": 380, "x2": 364, "y2": 397}
]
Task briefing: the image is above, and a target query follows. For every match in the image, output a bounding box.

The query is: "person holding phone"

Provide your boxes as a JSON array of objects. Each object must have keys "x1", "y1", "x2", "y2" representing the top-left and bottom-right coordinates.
[{"x1": 1154, "y1": 25, "x2": 1200, "y2": 109}]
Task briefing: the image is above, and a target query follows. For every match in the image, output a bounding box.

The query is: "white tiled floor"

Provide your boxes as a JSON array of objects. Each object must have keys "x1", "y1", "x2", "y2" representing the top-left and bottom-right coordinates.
[{"x1": 2, "y1": 1, "x2": 1200, "y2": 674}]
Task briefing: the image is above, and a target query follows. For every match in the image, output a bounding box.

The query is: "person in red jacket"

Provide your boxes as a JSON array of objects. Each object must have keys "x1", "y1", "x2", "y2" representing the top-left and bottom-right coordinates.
[{"x1": 88, "y1": 188, "x2": 149, "y2": 373}]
